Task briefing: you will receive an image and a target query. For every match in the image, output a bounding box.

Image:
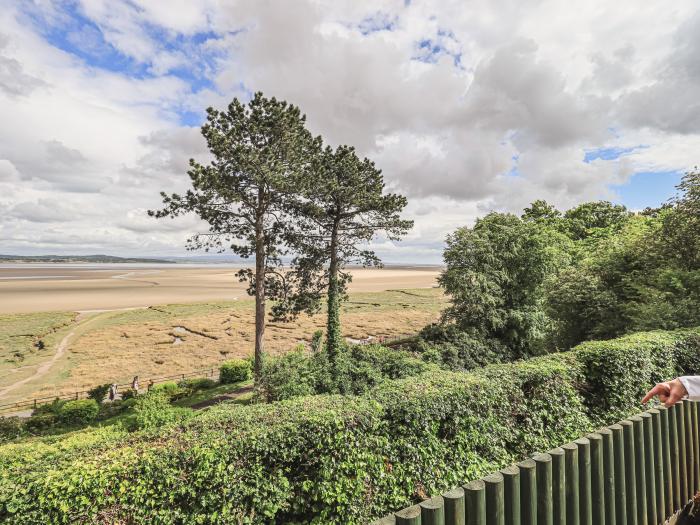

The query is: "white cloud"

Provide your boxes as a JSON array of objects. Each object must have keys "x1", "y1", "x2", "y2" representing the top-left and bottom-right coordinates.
[{"x1": 1, "y1": 0, "x2": 699, "y2": 263}]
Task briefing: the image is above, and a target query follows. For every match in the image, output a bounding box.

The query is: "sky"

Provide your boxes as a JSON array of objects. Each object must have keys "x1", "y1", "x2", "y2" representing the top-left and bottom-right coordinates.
[{"x1": 1, "y1": 1, "x2": 699, "y2": 264}]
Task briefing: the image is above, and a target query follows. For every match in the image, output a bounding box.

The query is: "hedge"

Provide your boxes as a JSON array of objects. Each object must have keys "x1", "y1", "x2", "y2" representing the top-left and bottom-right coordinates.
[
  {"x1": 1, "y1": 328, "x2": 699, "y2": 524},
  {"x1": 219, "y1": 358, "x2": 252, "y2": 384}
]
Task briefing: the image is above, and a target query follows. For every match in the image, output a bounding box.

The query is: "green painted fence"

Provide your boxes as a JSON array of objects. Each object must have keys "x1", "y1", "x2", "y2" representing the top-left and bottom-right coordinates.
[{"x1": 371, "y1": 401, "x2": 700, "y2": 525}]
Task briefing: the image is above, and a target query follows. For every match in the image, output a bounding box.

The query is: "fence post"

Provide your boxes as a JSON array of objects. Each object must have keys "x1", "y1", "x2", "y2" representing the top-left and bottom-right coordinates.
[
  {"x1": 621, "y1": 420, "x2": 638, "y2": 525},
  {"x1": 548, "y1": 448, "x2": 565, "y2": 525},
  {"x1": 396, "y1": 505, "x2": 422, "y2": 525},
  {"x1": 587, "y1": 433, "x2": 605, "y2": 525},
  {"x1": 649, "y1": 409, "x2": 665, "y2": 523},
  {"x1": 659, "y1": 406, "x2": 674, "y2": 518},
  {"x1": 465, "y1": 479, "x2": 486, "y2": 525},
  {"x1": 641, "y1": 412, "x2": 657, "y2": 525},
  {"x1": 518, "y1": 459, "x2": 537, "y2": 525},
  {"x1": 443, "y1": 487, "x2": 465, "y2": 525},
  {"x1": 676, "y1": 401, "x2": 689, "y2": 504},
  {"x1": 669, "y1": 403, "x2": 681, "y2": 510},
  {"x1": 484, "y1": 473, "x2": 505, "y2": 525},
  {"x1": 684, "y1": 401, "x2": 695, "y2": 498},
  {"x1": 599, "y1": 428, "x2": 615, "y2": 525},
  {"x1": 500, "y1": 465, "x2": 520, "y2": 525},
  {"x1": 610, "y1": 424, "x2": 627, "y2": 525},
  {"x1": 691, "y1": 401, "x2": 700, "y2": 494},
  {"x1": 534, "y1": 453, "x2": 552, "y2": 525},
  {"x1": 420, "y1": 496, "x2": 445, "y2": 525},
  {"x1": 630, "y1": 415, "x2": 648, "y2": 525},
  {"x1": 562, "y1": 443, "x2": 580, "y2": 525},
  {"x1": 575, "y1": 437, "x2": 592, "y2": 525}
]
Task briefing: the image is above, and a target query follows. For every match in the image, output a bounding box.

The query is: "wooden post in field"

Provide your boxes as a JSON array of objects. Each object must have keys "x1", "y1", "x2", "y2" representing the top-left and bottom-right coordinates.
[
  {"x1": 562, "y1": 443, "x2": 580, "y2": 525},
  {"x1": 420, "y1": 496, "x2": 445, "y2": 525},
  {"x1": 465, "y1": 480, "x2": 486, "y2": 525},
  {"x1": 443, "y1": 487, "x2": 465, "y2": 525},
  {"x1": 500, "y1": 465, "x2": 520, "y2": 525}
]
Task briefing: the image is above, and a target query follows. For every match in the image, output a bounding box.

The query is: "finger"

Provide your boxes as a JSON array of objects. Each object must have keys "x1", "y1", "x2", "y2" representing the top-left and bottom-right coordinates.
[{"x1": 642, "y1": 383, "x2": 670, "y2": 404}]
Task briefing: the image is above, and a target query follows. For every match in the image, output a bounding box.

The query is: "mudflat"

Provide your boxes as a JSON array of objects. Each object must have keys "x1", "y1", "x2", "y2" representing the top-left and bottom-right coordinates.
[{"x1": 0, "y1": 265, "x2": 441, "y2": 314}]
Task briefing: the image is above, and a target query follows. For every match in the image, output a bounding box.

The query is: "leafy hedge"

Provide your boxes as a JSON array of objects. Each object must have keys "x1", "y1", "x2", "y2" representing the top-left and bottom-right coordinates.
[{"x1": 1, "y1": 328, "x2": 699, "y2": 524}]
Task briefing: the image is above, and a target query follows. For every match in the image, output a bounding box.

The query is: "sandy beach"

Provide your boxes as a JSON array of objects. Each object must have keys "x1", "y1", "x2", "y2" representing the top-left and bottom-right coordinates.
[{"x1": 0, "y1": 265, "x2": 441, "y2": 314}]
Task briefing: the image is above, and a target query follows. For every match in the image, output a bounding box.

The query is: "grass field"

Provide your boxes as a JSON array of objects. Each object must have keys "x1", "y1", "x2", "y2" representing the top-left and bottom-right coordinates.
[{"x1": 0, "y1": 288, "x2": 446, "y2": 405}]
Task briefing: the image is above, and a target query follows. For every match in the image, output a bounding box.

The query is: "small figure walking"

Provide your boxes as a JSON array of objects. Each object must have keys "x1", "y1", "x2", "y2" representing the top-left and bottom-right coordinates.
[
  {"x1": 108, "y1": 383, "x2": 118, "y2": 401},
  {"x1": 148, "y1": 379, "x2": 154, "y2": 391},
  {"x1": 131, "y1": 375, "x2": 139, "y2": 394}
]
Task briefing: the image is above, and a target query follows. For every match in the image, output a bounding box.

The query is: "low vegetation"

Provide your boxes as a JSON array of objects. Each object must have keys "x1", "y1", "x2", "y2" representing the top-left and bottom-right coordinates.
[{"x1": 1, "y1": 327, "x2": 697, "y2": 523}]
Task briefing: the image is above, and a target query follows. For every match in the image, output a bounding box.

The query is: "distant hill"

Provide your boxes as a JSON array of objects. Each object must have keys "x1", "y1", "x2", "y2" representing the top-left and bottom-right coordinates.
[{"x1": 0, "y1": 254, "x2": 175, "y2": 264}]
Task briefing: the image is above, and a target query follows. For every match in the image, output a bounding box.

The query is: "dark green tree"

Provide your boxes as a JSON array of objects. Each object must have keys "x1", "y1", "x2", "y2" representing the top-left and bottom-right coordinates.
[
  {"x1": 663, "y1": 169, "x2": 700, "y2": 269},
  {"x1": 149, "y1": 93, "x2": 317, "y2": 380},
  {"x1": 562, "y1": 201, "x2": 630, "y2": 240},
  {"x1": 439, "y1": 213, "x2": 572, "y2": 358},
  {"x1": 286, "y1": 145, "x2": 413, "y2": 367}
]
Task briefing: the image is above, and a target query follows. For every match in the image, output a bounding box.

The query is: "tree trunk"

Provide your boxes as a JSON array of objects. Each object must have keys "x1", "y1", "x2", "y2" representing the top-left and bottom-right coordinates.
[
  {"x1": 326, "y1": 216, "x2": 341, "y2": 364},
  {"x1": 254, "y1": 193, "x2": 266, "y2": 383}
]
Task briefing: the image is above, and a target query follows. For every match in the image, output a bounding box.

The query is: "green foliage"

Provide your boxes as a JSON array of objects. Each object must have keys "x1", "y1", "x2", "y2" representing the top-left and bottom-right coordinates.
[
  {"x1": 2, "y1": 328, "x2": 698, "y2": 523},
  {"x1": 150, "y1": 381, "x2": 184, "y2": 399},
  {"x1": 219, "y1": 359, "x2": 252, "y2": 384},
  {"x1": 178, "y1": 377, "x2": 217, "y2": 394},
  {"x1": 120, "y1": 388, "x2": 137, "y2": 400},
  {"x1": 440, "y1": 212, "x2": 572, "y2": 358},
  {"x1": 0, "y1": 417, "x2": 24, "y2": 443},
  {"x1": 133, "y1": 392, "x2": 192, "y2": 430},
  {"x1": 58, "y1": 399, "x2": 99, "y2": 425},
  {"x1": 87, "y1": 383, "x2": 111, "y2": 404}
]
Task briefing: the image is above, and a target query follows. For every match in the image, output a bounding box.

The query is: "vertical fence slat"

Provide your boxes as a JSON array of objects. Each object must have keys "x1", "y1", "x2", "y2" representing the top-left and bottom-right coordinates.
[
  {"x1": 677, "y1": 401, "x2": 689, "y2": 505},
  {"x1": 500, "y1": 466, "x2": 520, "y2": 525},
  {"x1": 641, "y1": 412, "x2": 657, "y2": 525},
  {"x1": 649, "y1": 408, "x2": 665, "y2": 524},
  {"x1": 465, "y1": 480, "x2": 486, "y2": 525},
  {"x1": 599, "y1": 428, "x2": 615, "y2": 525},
  {"x1": 563, "y1": 443, "x2": 580, "y2": 525},
  {"x1": 684, "y1": 401, "x2": 696, "y2": 498},
  {"x1": 659, "y1": 406, "x2": 674, "y2": 518},
  {"x1": 588, "y1": 433, "x2": 605, "y2": 525},
  {"x1": 421, "y1": 497, "x2": 445, "y2": 525},
  {"x1": 621, "y1": 420, "x2": 638, "y2": 525},
  {"x1": 518, "y1": 459, "x2": 537, "y2": 525},
  {"x1": 485, "y1": 473, "x2": 505, "y2": 525},
  {"x1": 692, "y1": 401, "x2": 700, "y2": 493},
  {"x1": 547, "y1": 448, "x2": 565, "y2": 525},
  {"x1": 444, "y1": 487, "x2": 466, "y2": 525},
  {"x1": 534, "y1": 453, "x2": 552, "y2": 525},
  {"x1": 610, "y1": 424, "x2": 627, "y2": 525},
  {"x1": 575, "y1": 437, "x2": 592, "y2": 525},
  {"x1": 631, "y1": 415, "x2": 648, "y2": 525},
  {"x1": 669, "y1": 402, "x2": 681, "y2": 510},
  {"x1": 396, "y1": 505, "x2": 422, "y2": 525}
]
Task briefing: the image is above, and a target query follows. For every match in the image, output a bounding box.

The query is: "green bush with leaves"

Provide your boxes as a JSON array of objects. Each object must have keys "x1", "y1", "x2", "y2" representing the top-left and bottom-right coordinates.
[
  {"x1": 219, "y1": 358, "x2": 252, "y2": 384},
  {"x1": 87, "y1": 383, "x2": 111, "y2": 404},
  {"x1": 0, "y1": 417, "x2": 24, "y2": 443},
  {"x1": 57, "y1": 399, "x2": 99, "y2": 425},
  {"x1": 150, "y1": 381, "x2": 185, "y2": 400},
  {"x1": 178, "y1": 377, "x2": 217, "y2": 394},
  {"x1": 1, "y1": 328, "x2": 698, "y2": 524},
  {"x1": 133, "y1": 392, "x2": 191, "y2": 430}
]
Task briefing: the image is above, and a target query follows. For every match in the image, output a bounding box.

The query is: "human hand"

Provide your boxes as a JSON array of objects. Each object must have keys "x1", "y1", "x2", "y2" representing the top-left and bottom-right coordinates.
[{"x1": 642, "y1": 378, "x2": 688, "y2": 407}]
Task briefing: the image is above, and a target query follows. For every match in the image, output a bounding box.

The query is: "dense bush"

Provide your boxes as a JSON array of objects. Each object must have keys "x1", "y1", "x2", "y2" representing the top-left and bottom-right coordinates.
[
  {"x1": 133, "y1": 392, "x2": 192, "y2": 430},
  {"x1": 57, "y1": 399, "x2": 99, "y2": 425},
  {"x1": 178, "y1": 377, "x2": 217, "y2": 394},
  {"x1": 1, "y1": 328, "x2": 698, "y2": 524},
  {"x1": 219, "y1": 358, "x2": 252, "y2": 384},
  {"x1": 121, "y1": 388, "x2": 137, "y2": 400},
  {"x1": 150, "y1": 381, "x2": 185, "y2": 400},
  {"x1": 0, "y1": 417, "x2": 24, "y2": 443},
  {"x1": 87, "y1": 383, "x2": 111, "y2": 404}
]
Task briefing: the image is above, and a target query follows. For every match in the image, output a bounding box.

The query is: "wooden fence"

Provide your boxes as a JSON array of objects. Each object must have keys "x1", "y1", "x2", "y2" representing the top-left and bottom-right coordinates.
[{"x1": 372, "y1": 400, "x2": 700, "y2": 525}]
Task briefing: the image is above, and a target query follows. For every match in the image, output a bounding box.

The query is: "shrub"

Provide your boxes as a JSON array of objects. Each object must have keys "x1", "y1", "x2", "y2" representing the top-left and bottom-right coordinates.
[
  {"x1": 58, "y1": 399, "x2": 99, "y2": 425},
  {"x1": 1, "y1": 328, "x2": 698, "y2": 524},
  {"x1": 412, "y1": 324, "x2": 508, "y2": 371},
  {"x1": 87, "y1": 383, "x2": 111, "y2": 404},
  {"x1": 23, "y1": 413, "x2": 57, "y2": 433},
  {"x1": 177, "y1": 377, "x2": 217, "y2": 394},
  {"x1": 120, "y1": 388, "x2": 137, "y2": 401},
  {"x1": 0, "y1": 417, "x2": 24, "y2": 443},
  {"x1": 150, "y1": 381, "x2": 185, "y2": 400},
  {"x1": 31, "y1": 398, "x2": 65, "y2": 416},
  {"x1": 133, "y1": 392, "x2": 191, "y2": 430},
  {"x1": 219, "y1": 358, "x2": 252, "y2": 384}
]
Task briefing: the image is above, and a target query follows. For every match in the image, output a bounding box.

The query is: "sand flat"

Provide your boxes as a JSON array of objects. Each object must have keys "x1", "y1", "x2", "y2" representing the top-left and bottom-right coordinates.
[{"x1": 0, "y1": 266, "x2": 441, "y2": 313}]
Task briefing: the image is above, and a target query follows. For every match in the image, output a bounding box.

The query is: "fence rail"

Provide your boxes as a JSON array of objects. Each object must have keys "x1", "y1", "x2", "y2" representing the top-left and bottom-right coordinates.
[
  {"x1": 0, "y1": 366, "x2": 220, "y2": 415},
  {"x1": 372, "y1": 400, "x2": 699, "y2": 525}
]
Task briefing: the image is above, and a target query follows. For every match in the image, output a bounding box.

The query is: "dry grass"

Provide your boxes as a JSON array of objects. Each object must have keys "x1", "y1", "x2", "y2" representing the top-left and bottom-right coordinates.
[{"x1": 15, "y1": 288, "x2": 446, "y2": 401}]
